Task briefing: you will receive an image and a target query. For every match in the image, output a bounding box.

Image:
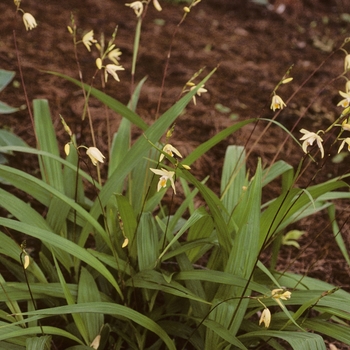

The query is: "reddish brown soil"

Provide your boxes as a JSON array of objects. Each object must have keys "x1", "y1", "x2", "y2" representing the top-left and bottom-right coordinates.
[{"x1": 1, "y1": 0, "x2": 350, "y2": 347}]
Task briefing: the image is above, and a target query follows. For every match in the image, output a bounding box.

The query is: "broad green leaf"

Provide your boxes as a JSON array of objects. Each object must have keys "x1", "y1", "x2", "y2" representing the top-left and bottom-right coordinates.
[
  {"x1": 34, "y1": 99, "x2": 70, "y2": 237},
  {"x1": 0, "y1": 325, "x2": 84, "y2": 346},
  {"x1": 77, "y1": 268, "x2": 103, "y2": 343},
  {"x1": 52, "y1": 252, "x2": 89, "y2": 345},
  {"x1": 137, "y1": 212, "x2": 158, "y2": 271},
  {"x1": 175, "y1": 270, "x2": 270, "y2": 295},
  {"x1": 125, "y1": 270, "x2": 210, "y2": 304},
  {"x1": 26, "y1": 335, "x2": 51, "y2": 350},
  {"x1": 108, "y1": 76, "x2": 147, "y2": 178},
  {"x1": 0, "y1": 218, "x2": 123, "y2": 299},
  {"x1": 303, "y1": 319, "x2": 350, "y2": 345},
  {"x1": 11, "y1": 303, "x2": 176, "y2": 350},
  {"x1": 239, "y1": 330, "x2": 326, "y2": 349}
]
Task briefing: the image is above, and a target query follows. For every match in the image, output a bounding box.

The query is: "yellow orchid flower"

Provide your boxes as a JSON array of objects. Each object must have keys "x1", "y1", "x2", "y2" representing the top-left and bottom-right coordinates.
[
  {"x1": 86, "y1": 147, "x2": 105, "y2": 166},
  {"x1": 299, "y1": 129, "x2": 324, "y2": 158},
  {"x1": 150, "y1": 168, "x2": 176, "y2": 194},
  {"x1": 270, "y1": 94, "x2": 286, "y2": 111}
]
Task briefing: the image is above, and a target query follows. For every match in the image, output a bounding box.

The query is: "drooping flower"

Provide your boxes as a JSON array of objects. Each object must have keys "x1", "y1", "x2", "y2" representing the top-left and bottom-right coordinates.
[
  {"x1": 108, "y1": 48, "x2": 122, "y2": 65},
  {"x1": 259, "y1": 308, "x2": 271, "y2": 328},
  {"x1": 150, "y1": 168, "x2": 176, "y2": 194},
  {"x1": 64, "y1": 143, "x2": 71, "y2": 156},
  {"x1": 344, "y1": 54, "x2": 350, "y2": 72},
  {"x1": 299, "y1": 128, "x2": 324, "y2": 158},
  {"x1": 82, "y1": 30, "x2": 97, "y2": 52},
  {"x1": 337, "y1": 90, "x2": 350, "y2": 108},
  {"x1": 125, "y1": 1, "x2": 144, "y2": 17},
  {"x1": 159, "y1": 144, "x2": 182, "y2": 162},
  {"x1": 122, "y1": 237, "x2": 129, "y2": 248},
  {"x1": 104, "y1": 64, "x2": 125, "y2": 82},
  {"x1": 22, "y1": 12, "x2": 37, "y2": 31},
  {"x1": 342, "y1": 119, "x2": 350, "y2": 131},
  {"x1": 338, "y1": 138, "x2": 350, "y2": 153},
  {"x1": 86, "y1": 147, "x2": 105, "y2": 166},
  {"x1": 23, "y1": 254, "x2": 30, "y2": 269},
  {"x1": 153, "y1": 0, "x2": 162, "y2": 11},
  {"x1": 190, "y1": 85, "x2": 208, "y2": 105},
  {"x1": 90, "y1": 334, "x2": 101, "y2": 350},
  {"x1": 96, "y1": 58, "x2": 103, "y2": 69},
  {"x1": 270, "y1": 94, "x2": 286, "y2": 112}
]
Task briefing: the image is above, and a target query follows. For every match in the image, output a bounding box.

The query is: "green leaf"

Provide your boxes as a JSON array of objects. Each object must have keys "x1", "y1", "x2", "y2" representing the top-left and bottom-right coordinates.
[
  {"x1": 239, "y1": 330, "x2": 326, "y2": 349},
  {"x1": 77, "y1": 268, "x2": 103, "y2": 343},
  {"x1": 26, "y1": 335, "x2": 52, "y2": 350},
  {"x1": 0, "y1": 326, "x2": 84, "y2": 346},
  {"x1": 12, "y1": 303, "x2": 176, "y2": 350},
  {"x1": 0, "y1": 218, "x2": 123, "y2": 299},
  {"x1": 0, "y1": 101, "x2": 19, "y2": 114},
  {"x1": 137, "y1": 213, "x2": 158, "y2": 271},
  {"x1": 328, "y1": 204, "x2": 350, "y2": 266},
  {"x1": 0, "y1": 129, "x2": 28, "y2": 154},
  {"x1": 0, "y1": 69, "x2": 16, "y2": 92}
]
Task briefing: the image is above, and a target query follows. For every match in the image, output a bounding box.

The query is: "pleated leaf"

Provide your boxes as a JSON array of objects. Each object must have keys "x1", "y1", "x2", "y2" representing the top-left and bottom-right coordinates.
[
  {"x1": 77, "y1": 267, "x2": 103, "y2": 343},
  {"x1": 12, "y1": 303, "x2": 176, "y2": 350}
]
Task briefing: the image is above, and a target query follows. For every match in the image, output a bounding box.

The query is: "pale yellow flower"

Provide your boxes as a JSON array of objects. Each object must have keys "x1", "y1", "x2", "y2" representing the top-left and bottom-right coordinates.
[
  {"x1": 342, "y1": 119, "x2": 350, "y2": 131},
  {"x1": 337, "y1": 90, "x2": 350, "y2": 108},
  {"x1": 96, "y1": 58, "x2": 103, "y2": 70},
  {"x1": 153, "y1": 0, "x2": 162, "y2": 11},
  {"x1": 159, "y1": 144, "x2": 182, "y2": 162},
  {"x1": 345, "y1": 54, "x2": 350, "y2": 72},
  {"x1": 190, "y1": 85, "x2": 208, "y2": 105},
  {"x1": 104, "y1": 64, "x2": 125, "y2": 82},
  {"x1": 150, "y1": 168, "x2": 176, "y2": 194},
  {"x1": 82, "y1": 30, "x2": 97, "y2": 52},
  {"x1": 271, "y1": 288, "x2": 292, "y2": 300},
  {"x1": 182, "y1": 164, "x2": 191, "y2": 170},
  {"x1": 64, "y1": 143, "x2": 71, "y2": 156},
  {"x1": 281, "y1": 77, "x2": 293, "y2": 84},
  {"x1": 299, "y1": 129, "x2": 324, "y2": 158},
  {"x1": 338, "y1": 138, "x2": 350, "y2": 153},
  {"x1": 122, "y1": 237, "x2": 129, "y2": 248},
  {"x1": 90, "y1": 334, "x2": 101, "y2": 349},
  {"x1": 86, "y1": 147, "x2": 105, "y2": 166},
  {"x1": 22, "y1": 12, "x2": 37, "y2": 31},
  {"x1": 125, "y1": 1, "x2": 144, "y2": 17},
  {"x1": 108, "y1": 48, "x2": 122, "y2": 65},
  {"x1": 270, "y1": 94, "x2": 286, "y2": 112},
  {"x1": 259, "y1": 308, "x2": 271, "y2": 328},
  {"x1": 23, "y1": 254, "x2": 30, "y2": 269}
]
